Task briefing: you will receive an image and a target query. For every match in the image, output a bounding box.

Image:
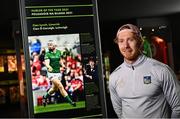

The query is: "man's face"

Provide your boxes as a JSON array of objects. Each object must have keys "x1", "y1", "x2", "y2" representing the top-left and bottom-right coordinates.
[
  {"x1": 89, "y1": 60, "x2": 95, "y2": 67},
  {"x1": 116, "y1": 29, "x2": 140, "y2": 63},
  {"x1": 48, "y1": 43, "x2": 55, "y2": 51}
]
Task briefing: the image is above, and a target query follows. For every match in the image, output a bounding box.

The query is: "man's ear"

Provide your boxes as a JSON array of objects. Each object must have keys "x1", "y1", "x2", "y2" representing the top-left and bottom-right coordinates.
[{"x1": 138, "y1": 39, "x2": 144, "y2": 51}]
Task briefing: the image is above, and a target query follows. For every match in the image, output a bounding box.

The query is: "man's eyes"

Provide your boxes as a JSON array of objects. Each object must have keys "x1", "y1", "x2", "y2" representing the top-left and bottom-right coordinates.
[
  {"x1": 118, "y1": 39, "x2": 123, "y2": 43},
  {"x1": 118, "y1": 38, "x2": 134, "y2": 43},
  {"x1": 128, "y1": 38, "x2": 134, "y2": 41}
]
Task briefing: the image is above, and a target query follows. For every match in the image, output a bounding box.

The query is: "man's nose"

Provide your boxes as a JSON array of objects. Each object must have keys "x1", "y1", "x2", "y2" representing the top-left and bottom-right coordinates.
[{"x1": 124, "y1": 40, "x2": 129, "y2": 48}]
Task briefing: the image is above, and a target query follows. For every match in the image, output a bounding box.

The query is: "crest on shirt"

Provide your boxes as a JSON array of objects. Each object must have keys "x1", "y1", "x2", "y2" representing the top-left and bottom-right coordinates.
[{"x1": 143, "y1": 76, "x2": 151, "y2": 84}]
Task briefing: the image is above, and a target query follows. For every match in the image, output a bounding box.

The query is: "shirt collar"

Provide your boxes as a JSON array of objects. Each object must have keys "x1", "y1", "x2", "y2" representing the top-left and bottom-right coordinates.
[{"x1": 124, "y1": 54, "x2": 146, "y2": 68}]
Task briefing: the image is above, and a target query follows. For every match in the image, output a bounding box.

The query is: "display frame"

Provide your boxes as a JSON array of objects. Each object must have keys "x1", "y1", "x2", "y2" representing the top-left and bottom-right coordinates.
[{"x1": 19, "y1": 0, "x2": 107, "y2": 118}]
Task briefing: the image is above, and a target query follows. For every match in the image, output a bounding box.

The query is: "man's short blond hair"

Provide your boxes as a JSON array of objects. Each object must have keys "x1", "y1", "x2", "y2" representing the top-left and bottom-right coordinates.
[{"x1": 48, "y1": 40, "x2": 57, "y2": 46}]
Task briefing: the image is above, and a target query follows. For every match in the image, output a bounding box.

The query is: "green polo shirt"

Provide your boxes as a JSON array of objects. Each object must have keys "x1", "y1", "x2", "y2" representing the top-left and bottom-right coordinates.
[{"x1": 45, "y1": 49, "x2": 61, "y2": 73}]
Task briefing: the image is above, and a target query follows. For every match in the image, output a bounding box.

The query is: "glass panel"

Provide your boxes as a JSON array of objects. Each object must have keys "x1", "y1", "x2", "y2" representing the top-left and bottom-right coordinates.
[{"x1": 0, "y1": 56, "x2": 4, "y2": 72}]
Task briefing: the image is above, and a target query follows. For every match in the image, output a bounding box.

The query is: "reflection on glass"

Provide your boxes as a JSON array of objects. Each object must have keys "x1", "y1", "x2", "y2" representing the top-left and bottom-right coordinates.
[
  {"x1": 7, "y1": 55, "x2": 25, "y2": 72},
  {"x1": 0, "y1": 56, "x2": 4, "y2": 72}
]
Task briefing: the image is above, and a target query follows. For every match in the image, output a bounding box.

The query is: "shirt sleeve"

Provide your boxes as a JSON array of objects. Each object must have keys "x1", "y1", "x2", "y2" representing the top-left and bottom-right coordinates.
[
  {"x1": 109, "y1": 75, "x2": 122, "y2": 118},
  {"x1": 161, "y1": 66, "x2": 180, "y2": 118},
  {"x1": 44, "y1": 52, "x2": 49, "y2": 60}
]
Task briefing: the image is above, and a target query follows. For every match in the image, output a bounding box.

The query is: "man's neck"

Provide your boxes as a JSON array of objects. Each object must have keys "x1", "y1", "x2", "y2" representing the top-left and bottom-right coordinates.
[{"x1": 124, "y1": 58, "x2": 137, "y2": 64}]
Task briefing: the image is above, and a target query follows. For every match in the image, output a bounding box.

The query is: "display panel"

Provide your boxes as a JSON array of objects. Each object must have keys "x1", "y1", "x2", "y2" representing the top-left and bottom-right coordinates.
[
  {"x1": 7, "y1": 55, "x2": 25, "y2": 72},
  {"x1": 29, "y1": 34, "x2": 85, "y2": 114},
  {"x1": 0, "y1": 87, "x2": 6, "y2": 104},
  {"x1": 0, "y1": 56, "x2": 4, "y2": 72},
  {"x1": 19, "y1": 0, "x2": 106, "y2": 118},
  {"x1": 9, "y1": 86, "x2": 20, "y2": 104}
]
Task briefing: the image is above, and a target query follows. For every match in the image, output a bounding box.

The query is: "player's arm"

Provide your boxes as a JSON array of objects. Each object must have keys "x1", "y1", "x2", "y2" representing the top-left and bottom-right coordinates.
[
  {"x1": 45, "y1": 59, "x2": 53, "y2": 72},
  {"x1": 74, "y1": 81, "x2": 82, "y2": 91},
  {"x1": 161, "y1": 66, "x2": 180, "y2": 118},
  {"x1": 109, "y1": 74, "x2": 122, "y2": 118}
]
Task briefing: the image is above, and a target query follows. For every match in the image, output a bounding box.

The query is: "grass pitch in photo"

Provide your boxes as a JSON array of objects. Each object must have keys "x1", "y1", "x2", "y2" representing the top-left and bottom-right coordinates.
[{"x1": 34, "y1": 101, "x2": 85, "y2": 113}]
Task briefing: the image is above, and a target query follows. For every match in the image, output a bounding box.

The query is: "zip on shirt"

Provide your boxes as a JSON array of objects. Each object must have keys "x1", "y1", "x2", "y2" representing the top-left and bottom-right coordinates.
[
  {"x1": 132, "y1": 66, "x2": 134, "y2": 70},
  {"x1": 131, "y1": 65, "x2": 136, "y2": 95}
]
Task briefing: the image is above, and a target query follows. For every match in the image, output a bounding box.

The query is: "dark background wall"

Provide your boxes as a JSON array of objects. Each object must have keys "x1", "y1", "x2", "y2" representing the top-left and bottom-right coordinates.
[
  {"x1": 0, "y1": 0, "x2": 19, "y2": 49},
  {"x1": 98, "y1": 0, "x2": 180, "y2": 21},
  {"x1": 97, "y1": 0, "x2": 180, "y2": 73}
]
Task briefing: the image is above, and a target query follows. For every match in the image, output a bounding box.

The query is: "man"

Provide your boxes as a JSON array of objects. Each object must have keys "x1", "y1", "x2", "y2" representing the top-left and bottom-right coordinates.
[
  {"x1": 84, "y1": 57, "x2": 98, "y2": 83},
  {"x1": 43, "y1": 40, "x2": 76, "y2": 107},
  {"x1": 65, "y1": 71, "x2": 84, "y2": 101},
  {"x1": 109, "y1": 24, "x2": 180, "y2": 118}
]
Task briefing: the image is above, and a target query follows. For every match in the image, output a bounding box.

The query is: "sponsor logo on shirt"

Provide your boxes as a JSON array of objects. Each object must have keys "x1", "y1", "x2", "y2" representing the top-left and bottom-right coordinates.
[
  {"x1": 143, "y1": 76, "x2": 151, "y2": 84},
  {"x1": 117, "y1": 79, "x2": 124, "y2": 88}
]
